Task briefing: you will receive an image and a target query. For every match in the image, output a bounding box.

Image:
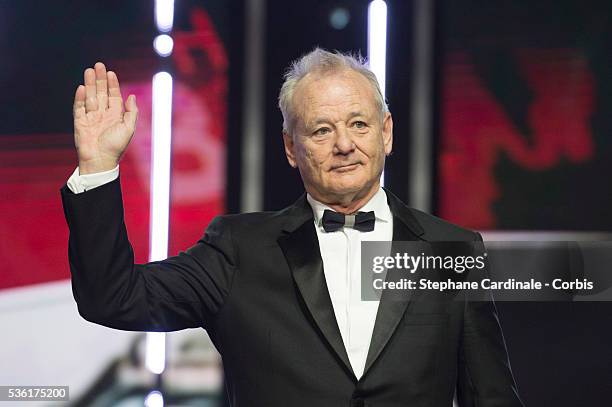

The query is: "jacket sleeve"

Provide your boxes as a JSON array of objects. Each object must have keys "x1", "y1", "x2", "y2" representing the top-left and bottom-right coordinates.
[
  {"x1": 61, "y1": 176, "x2": 237, "y2": 332},
  {"x1": 456, "y1": 233, "x2": 524, "y2": 407}
]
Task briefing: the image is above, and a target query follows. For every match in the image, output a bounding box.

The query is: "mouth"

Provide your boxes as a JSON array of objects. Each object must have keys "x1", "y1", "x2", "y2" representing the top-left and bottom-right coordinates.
[{"x1": 331, "y1": 163, "x2": 360, "y2": 172}]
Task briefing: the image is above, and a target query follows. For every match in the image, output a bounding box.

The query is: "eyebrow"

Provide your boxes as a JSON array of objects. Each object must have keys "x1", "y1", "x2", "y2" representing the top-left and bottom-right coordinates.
[{"x1": 308, "y1": 112, "x2": 366, "y2": 128}]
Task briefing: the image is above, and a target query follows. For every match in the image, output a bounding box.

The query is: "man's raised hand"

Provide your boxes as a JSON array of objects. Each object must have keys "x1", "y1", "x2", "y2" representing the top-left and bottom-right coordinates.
[{"x1": 73, "y1": 62, "x2": 138, "y2": 174}]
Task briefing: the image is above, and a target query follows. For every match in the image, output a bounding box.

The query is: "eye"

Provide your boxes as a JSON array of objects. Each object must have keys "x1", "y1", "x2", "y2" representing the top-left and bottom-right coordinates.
[
  {"x1": 352, "y1": 121, "x2": 367, "y2": 129},
  {"x1": 313, "y1": 127, "x2": 331, "y2": 136}
]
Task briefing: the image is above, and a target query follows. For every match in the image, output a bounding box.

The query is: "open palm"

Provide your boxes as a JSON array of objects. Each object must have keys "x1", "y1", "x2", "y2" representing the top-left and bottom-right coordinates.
[{"x1": 73, "y1": 62, "x2": 138, "y2": 174}]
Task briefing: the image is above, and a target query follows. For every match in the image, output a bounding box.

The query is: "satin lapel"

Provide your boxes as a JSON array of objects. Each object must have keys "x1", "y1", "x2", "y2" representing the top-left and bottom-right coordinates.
[
  {"x1": 363, "y1": 190, "x2": 426, "y2": 377},
  {"x1": 277, "y1": 199, "x2": 356, "y2": 379}
]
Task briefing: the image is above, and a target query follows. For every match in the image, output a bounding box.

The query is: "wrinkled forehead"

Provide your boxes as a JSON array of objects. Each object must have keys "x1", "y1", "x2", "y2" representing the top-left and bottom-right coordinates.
[{"x1": 292, "y1": 69, "x2": 377, "y2": 128}]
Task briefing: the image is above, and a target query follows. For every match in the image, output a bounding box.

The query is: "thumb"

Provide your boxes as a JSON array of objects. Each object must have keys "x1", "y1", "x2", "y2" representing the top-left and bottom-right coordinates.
[{"x1": 124, "y1": 94, "x2": 138, "y2": 132}]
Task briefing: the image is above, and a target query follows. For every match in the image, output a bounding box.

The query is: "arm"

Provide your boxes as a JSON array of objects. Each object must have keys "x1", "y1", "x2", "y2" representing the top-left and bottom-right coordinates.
[
  {"x1": 61, "y1": 176, "x2": 237, "y2": 331},
  {"x1": 63, "y1": 62, "x2": 236, "y2": 332},
  {"x1": 456, "y1": 233, "x2": 524, "y2": 407},
  {"x1": 456, "y1": 297, "x2": 523, "y2": 407}
]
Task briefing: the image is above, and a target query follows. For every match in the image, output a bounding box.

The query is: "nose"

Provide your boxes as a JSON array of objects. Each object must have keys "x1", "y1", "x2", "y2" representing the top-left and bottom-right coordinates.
[{"x1": 333, "y1": 125, "x2": 355, "y2": 155}]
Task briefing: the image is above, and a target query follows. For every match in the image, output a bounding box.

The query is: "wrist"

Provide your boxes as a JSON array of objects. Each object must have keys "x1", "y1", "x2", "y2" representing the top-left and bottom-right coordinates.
[{"x1": 78, "y1": 159, "x2": 119, "y2": 175}]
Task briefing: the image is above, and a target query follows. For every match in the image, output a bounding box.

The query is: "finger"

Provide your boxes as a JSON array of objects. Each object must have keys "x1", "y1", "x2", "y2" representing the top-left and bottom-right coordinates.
[
  {"x1": 73, "y1": 85, "x2": 86, "y2": 119},
  {"x1": 123, "y1": 94, "x2": 138, "y2": 133},
  {"x1": 107, "y1": 71, "x2": 123, "y2": 112},
  {"x1": 94, "y1": 62, "x2": 109, "y2": 110},
  {"x1": 84, "y1": 68, "x2": 98, "y2": 112}
]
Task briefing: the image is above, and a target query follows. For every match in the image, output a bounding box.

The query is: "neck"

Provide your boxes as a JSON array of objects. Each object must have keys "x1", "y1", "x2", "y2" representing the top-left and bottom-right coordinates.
[{"x1": 309, "y1": 182, "x2": 380, "y2": 215}]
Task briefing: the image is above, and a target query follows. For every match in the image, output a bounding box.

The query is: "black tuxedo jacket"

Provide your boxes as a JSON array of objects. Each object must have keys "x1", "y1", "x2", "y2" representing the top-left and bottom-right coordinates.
[{"x1": 61, "y1": 178, "x2": 523, "y2": 407}]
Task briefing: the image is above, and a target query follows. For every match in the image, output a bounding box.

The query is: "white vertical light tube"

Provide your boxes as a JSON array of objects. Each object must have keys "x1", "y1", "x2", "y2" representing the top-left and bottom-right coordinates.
[
  {"x1": 368, "y1": 0, "x2": 388, "y2": 185},
  {"x1": 146, "y1": 71, "x2": 173, "y2": 376},
  {"x1": 155, "y1": 0, "x2": 175, "y2": 32},
  {"x1": 145, "y1": 390, "x2": 164, "y2": 407},
  {"x1": 145, "y1": 0, "x2": 175, "y2": 389},
  {"x1": 241, "y1": 0, "x2": 266, "y2": 212},
  {"x1": 146, "y1": 331, "x2": 167, "y2": 375},
  {"x1": 409, "y1": 0, "x2": 434, "y2": 211},
  {"x1": 153, "y1": 34, "x2": 174, "y2": 57},
  {"x1": 368, "y1": 0, "x2": 388, "y2": 96},
  {"x1": 149, "y1": 72, "x2": 173, "y2": 263}
]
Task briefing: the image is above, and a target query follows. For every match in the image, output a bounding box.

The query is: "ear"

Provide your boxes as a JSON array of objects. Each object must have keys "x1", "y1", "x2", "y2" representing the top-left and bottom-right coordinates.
[
  {"x1": 382, "y1": 112, "x2": 393, "y2": 156},
  {"x1": 282, "y1": 130, "x2": 298, "y2": 168}
]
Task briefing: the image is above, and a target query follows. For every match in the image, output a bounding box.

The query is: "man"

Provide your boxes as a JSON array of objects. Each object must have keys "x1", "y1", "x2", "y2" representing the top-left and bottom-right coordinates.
[{"x1": 62, "y1": 48, "x2": 523, "y2": 406}]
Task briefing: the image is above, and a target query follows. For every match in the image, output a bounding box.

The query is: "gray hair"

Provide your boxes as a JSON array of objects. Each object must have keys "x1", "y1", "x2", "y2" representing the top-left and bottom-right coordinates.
[{"x1": 278, "y1": 47, "x2": 389, "y2": 133}]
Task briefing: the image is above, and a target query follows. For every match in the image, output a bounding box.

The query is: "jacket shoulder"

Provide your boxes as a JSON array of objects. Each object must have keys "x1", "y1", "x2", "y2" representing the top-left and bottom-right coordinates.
[{"x1": 206, "y1": 205, "x2": 297, "y2": 239}]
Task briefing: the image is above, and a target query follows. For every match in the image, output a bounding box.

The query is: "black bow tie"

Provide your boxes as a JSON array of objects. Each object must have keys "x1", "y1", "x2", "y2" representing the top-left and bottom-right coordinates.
[{"x1": 321, "y1": 209, "x2": 376, "y2": 233}]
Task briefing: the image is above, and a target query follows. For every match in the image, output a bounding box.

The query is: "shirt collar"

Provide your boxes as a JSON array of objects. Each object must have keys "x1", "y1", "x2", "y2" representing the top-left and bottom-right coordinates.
[{"x1": 306, "y1": 188, "x2": 392, "y2": 228}]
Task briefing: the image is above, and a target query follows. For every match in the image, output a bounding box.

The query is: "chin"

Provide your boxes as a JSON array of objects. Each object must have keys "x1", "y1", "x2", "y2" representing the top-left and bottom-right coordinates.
[{"x1": 326, "y1": 180, "x2": 368, "y2": 196}]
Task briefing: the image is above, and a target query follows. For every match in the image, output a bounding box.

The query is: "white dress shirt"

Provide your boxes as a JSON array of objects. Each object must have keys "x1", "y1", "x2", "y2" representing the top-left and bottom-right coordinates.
[
  {"x1": 307, "y1": 189, "x2": 393, "y2": 379},
  {"x1": 66, "y1": 165, "x2": 119, "y2": 194},
  {"x1": 67, "y1": 167, "x2": 393, "y2": 379}
]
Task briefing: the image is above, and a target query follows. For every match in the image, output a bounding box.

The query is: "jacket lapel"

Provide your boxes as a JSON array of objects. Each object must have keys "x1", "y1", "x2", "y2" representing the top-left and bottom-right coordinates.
[
  {"x1": 277, "y1": 195, "x2": 356, "y2": 380},
  {"x1": 363, "y1": 189, "x2": 426, "y2": 376},
  {"x1": 276, "y1": 190, "x2": 427, "y2": 380}
]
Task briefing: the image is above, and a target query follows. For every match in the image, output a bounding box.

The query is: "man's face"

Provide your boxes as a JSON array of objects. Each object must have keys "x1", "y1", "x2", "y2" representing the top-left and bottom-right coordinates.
[{"x1": 283, "y1": 69, "x2": 393, "y2": 203}]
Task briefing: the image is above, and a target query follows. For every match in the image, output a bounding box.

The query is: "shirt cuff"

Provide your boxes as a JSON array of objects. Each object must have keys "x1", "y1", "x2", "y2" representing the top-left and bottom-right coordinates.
[{"x1": 66, "y1": 165, "x2": 120, "y2": 194}]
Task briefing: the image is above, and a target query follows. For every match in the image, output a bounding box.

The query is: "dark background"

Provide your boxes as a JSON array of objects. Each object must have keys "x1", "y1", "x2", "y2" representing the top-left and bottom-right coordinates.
[{"x1": 435, "y1": 0, "x2": 612, "y2": 230}]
